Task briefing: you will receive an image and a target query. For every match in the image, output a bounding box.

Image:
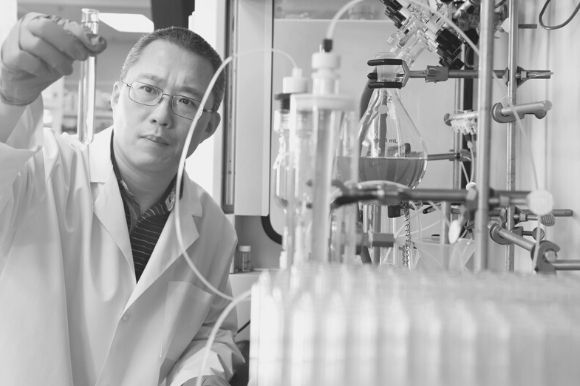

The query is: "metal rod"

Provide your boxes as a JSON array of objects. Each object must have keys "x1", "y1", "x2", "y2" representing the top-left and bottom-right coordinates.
[
  {"x1": 427, "y1": 152, "x2": 469, "y2": 161},
  {"x1": 493, "y1": 225, "x2": 535, "y2": 251},
  {"x1": 545, "y1": 209, "x2": 574, "y2": 217},
  {"x1": 500, "y1": 101, "x2": 551, "y2": 117},
  {"x1": 453, "y1": 70, "x2": 464, "y2": 195},
  {"x1": 406, "y1": 69, "x2": 552, "y2": 81},
  {"x1": 402, "y1": 188, "x2": 528, "y2": 203},
  {"x1": 551, "y1": 260, "x2": 580, "y2": 271},
  {"x1": 505, "y1": 0, "x2": 519, "y2": 271},
  {"x1": 222, "y1": 0, "x2": 238, "y2": 212},
  {"x1": 372, "y1": 204, "x2": 381, "y2": 264},
  {"x1": 474, "y1": 0, "x2": 496, "y2": 271},
  {"x1": 441, "y1": 201, "x2": 450, "y2": 245}
]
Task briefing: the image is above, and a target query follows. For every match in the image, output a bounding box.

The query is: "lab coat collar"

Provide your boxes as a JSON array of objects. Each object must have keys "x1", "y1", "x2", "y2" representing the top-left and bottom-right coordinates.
[
  {"x1": 89, "y1": 127, "x2": 133, "y2": 266},
  {"x1": 88, "y1": 126, "x2": 113, "y2": 183},
  {"x1": 125, "y1": 180, "x2": 201, "y2": 308},
  {"x1": 88, "y1": 127, "x2": 204, "y2": 308}
]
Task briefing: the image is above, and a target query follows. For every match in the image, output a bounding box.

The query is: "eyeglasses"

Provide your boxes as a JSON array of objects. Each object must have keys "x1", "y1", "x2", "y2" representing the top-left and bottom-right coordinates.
[{"x1": 120, "y1": 80, "x2": 215, "y2": 120}]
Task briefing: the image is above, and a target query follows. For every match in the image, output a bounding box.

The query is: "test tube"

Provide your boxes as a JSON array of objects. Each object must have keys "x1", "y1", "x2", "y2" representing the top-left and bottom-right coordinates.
[{"x1": 77, "y1": 8, "x2": 99, "y2": 145}]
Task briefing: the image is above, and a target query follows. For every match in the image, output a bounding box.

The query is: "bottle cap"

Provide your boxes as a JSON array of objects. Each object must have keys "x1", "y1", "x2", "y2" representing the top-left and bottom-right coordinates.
[
  {"x1": 282, "y1": 67, "x2": 308, "y2": 94},
  {"x1": 312, "y1": 51, "x2": 340, "y2": 70},
  {"x1": 239, "y1": 245, "x2": 252, "y2": 252}
]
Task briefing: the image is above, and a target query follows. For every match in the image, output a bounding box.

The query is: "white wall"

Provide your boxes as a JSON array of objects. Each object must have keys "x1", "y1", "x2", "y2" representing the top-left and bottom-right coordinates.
[{"x1": 0, "y1": 0, "x2": 17, "y2": 42}]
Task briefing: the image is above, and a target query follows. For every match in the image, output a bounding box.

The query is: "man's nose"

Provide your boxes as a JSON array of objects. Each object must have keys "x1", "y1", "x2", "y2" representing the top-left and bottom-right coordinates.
[{"x1": 149, "y1": 94, "x2": 173, "y2": 126}]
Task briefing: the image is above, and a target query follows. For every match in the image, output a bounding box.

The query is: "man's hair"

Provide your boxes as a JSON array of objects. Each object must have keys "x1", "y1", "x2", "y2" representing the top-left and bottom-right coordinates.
[{"x1": 119, "y1": 27, "x2": 224, "y2": 110}]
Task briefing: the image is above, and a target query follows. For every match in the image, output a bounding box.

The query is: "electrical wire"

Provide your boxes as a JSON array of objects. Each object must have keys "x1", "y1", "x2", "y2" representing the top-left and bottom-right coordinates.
[
  {"x1": 236, "y1": 319, "x2": 251, "y2": 335},
  {"x1": 195, "y1": 289, "x2": 252, "y2": 386},
  {"x1": 502, "y1": 102, "x2": 541, "y2": 190},
  {"x1": 326, "y1": 0, "x2": 366, "y2": 39},
  {"x1": 175, "y1": 48, "x2": 297, "y2": 301},
  {"x1": 495, "y1": 0, "x2": 507, "y2": 8},
  {"x1": 460, "y1": 161, "x2": 470, "y2": 184},
  {"x1": 539, "y1": 0, "x2": 580, "y2": 30}
]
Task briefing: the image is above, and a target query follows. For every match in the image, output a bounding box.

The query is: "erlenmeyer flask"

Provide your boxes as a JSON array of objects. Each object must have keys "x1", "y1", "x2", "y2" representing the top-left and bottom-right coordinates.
[{"x1": 358, "y1": 84, "x2": 427, "y2": 189}]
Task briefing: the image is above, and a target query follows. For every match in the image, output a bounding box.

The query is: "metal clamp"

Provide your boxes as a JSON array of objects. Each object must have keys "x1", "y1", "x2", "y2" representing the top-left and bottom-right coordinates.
[
  {"x1": 511, "y1": 226, "x2": 545, "y2": 241},
  {"x1": 533, "y1": 241, "x2": 560, "y2": 274},
  {"x1": 367, "y1": 57, "x2": 410, "y2": 88},
  {"x1": 489, "y1": 221, "x2": 561, "y2": 274},
  {"x1": 492, "y1": 100, "x2": 552, "y2": 123}
]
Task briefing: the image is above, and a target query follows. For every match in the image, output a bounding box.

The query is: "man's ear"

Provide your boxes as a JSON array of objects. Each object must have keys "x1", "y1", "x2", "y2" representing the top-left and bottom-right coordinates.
[
  {"x1": 202, "y1": 112, "x2": 221, "y2": 141},
  {"x1": 110, "y1": 82, "x2": 121, "y2": 110}
]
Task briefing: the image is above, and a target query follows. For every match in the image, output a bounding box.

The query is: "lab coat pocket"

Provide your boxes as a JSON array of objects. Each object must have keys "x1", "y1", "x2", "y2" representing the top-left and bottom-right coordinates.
[{"x1": 162, "y1": 281, "x2": 213, "y2": 363}]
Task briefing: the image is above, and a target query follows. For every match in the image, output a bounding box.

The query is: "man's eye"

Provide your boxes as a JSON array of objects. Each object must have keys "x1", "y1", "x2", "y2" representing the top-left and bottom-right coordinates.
[
  {"x1": 177, "y1": 97, "x2": 198, "y2": 108},
  {"x1": 137, "y1": 84, "x2": 156, "y2": 94}
]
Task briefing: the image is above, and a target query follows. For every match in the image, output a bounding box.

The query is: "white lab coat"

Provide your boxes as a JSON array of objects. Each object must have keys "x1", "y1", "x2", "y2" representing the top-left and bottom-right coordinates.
[{"x1": 0, "y1": 100, "x2": 243, "y2": 386}]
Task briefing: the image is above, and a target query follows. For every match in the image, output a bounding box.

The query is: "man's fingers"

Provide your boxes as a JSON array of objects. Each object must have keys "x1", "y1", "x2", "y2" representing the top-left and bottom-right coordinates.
[
  {"x1": 41, "y1": 14, "x2": 106, "y2": 54},
  {"x1": 19, "y1": 28, "x2": 74, "y2": 76},
  {"x1": 0, "y1": 18, "x2": 48, "y2": 77},
  {"x1": 26, "y1": 14, "x2": 104, "y2": 60}
]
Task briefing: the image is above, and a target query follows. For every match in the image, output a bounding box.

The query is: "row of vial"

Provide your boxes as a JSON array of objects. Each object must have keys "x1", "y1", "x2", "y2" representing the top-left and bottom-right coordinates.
[{"x1": 249, "y1": 264, "x2": 580, "y2": 386}]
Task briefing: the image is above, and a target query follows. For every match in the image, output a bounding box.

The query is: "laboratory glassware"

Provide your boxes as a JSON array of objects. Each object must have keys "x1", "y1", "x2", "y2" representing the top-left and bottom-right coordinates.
[
  {"x1": 77, "y1": 8, "x2": 99, "y2": 145},
  {"x1": 250, "y1": 264, "x2": 580, "y2": 386},
  {"x1": 289, "y1": 50, "x2": 356, "y2": 265},
  {"x1": 272, "y1": 93, "x2": 293, "y2": 209},
  {"x1": 358, "y1": 72, "x2": 427, "y2": 188},
  {"x1": 358, "y1": 52, "x2": 428, "y2": 267}
]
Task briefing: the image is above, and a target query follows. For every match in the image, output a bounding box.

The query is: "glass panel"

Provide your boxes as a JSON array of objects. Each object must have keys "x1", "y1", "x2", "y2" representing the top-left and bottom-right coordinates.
[{"x1": 274, "y1": 0, "x2": 387, "y2": 20}]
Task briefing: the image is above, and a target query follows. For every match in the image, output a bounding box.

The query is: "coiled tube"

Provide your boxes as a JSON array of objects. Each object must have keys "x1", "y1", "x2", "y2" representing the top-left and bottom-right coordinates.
[{"x1": 402, "y1": 203, "x2": 412, "y2": 268}]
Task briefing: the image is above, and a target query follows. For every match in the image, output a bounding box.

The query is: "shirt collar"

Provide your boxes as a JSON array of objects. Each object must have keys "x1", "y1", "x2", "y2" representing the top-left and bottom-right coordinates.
[{"x1": 109, "y1": 132, "x2": 182, "y2": 212}]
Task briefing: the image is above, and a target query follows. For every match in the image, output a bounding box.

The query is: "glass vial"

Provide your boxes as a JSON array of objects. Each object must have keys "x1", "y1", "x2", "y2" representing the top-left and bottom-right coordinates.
[
  {"x1": 239, "y1": 245, "x2": 252, "y2": 272},
  {"x1": 77, "y1": 8, "x2": 99, "y2": 145}
]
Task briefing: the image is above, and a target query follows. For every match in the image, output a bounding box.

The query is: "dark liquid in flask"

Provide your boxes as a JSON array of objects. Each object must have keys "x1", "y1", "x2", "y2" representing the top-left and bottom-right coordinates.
[
  {"x1": 335, "y1": 156, "x2": 426, "y2": 189},
  {"x1": 359, "y1": 156, "x2": 426, "y2": 188}
]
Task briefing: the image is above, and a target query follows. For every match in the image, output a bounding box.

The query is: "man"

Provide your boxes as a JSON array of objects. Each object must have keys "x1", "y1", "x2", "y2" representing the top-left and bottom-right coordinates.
[{"x1": 0, "y1": 13, "x2": 242, "y2": 386}]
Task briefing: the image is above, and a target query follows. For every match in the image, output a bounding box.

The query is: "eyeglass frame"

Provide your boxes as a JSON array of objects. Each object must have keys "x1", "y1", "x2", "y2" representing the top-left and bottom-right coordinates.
[{"x1": 119, "y1": 80, "x2": 216, "y2": 120}]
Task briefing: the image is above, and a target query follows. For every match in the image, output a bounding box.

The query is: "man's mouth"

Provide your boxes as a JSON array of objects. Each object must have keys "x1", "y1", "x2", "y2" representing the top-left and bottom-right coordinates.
[{"x1": 143, "y1": 135, "x2": 170, "y2": 145}]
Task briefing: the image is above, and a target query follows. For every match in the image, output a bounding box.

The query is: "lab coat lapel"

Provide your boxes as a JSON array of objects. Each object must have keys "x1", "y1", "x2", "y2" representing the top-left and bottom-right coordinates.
[
  {"x1": 125, "y1": 177, "x2": 202, "y2": 308},
  {"x1": 89, "y1": 128, "x2": 133, "y2": 267}
]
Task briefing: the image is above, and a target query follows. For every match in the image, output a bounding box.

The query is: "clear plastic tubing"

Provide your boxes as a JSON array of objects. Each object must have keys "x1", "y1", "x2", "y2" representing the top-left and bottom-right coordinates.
[{"x1": 77, "y1": 8, "x2": 99, "y2": 145}]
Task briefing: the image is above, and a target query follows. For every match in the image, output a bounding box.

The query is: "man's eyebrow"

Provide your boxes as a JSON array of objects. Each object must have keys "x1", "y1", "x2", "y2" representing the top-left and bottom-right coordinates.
[
  {"x1": 137, "y1": 73, "x2": 163, "y2": 83},
  {"x1": 136, "y1": 73, "x2": 207, "y2": 99},
  {"x1": 176, "y1": 85, "x2": 207, "y2": 100}
]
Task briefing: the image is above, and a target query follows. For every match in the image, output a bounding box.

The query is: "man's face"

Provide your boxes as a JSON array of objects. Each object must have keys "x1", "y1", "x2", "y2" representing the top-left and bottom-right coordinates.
[{"x1": 110, "y1": 40, "x2": 220, "y2": 173}]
